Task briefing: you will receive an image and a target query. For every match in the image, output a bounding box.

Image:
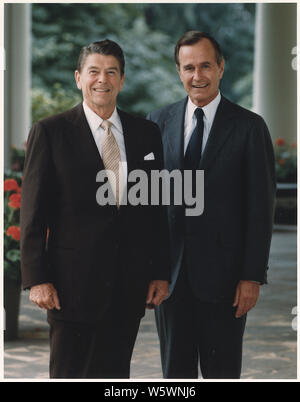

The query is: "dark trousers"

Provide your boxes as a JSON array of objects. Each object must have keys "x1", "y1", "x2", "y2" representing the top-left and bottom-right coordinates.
[
  {"x1": 155, "y1": 264, "x2": 247, "y2": 379},
  {"x1": 48, "y1": 285, "x2": 141, "y2": 379}
]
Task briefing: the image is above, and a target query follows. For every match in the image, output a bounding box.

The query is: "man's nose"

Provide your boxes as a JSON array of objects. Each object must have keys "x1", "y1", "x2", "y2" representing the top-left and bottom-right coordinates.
[
  {"x1": 193, "y1": 68, "x2": 203, "y2": 81},
  {"x1": 98, "y1": 73, "x2": 107, "y2": 83}
]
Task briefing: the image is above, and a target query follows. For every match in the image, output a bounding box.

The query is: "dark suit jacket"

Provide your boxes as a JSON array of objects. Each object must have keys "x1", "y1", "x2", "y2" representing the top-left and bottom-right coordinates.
[
  {"x1": 21, "y1": 103, "x2": 170, "y2": 323},
  {"x1": 148, "y1": 95, "x2": 276, "y2": 302}
]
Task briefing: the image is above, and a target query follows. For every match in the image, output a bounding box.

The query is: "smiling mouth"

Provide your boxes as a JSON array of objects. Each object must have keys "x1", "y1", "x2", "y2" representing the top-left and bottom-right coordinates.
[
  {"x1": 192, "y1": 83, "x2": 209, "y2": 89},
  {"x1": 93, "y1": 88, "x2": 110, "y2": 93}
]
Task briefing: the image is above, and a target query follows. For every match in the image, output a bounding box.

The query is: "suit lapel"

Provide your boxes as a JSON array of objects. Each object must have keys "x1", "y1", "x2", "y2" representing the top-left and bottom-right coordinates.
[
  {"x1": 162, "y1": 96, "x2": 236, "y2": 173},
  {"x1": 68, "y1": 104, "x2": 140, "y2": 175},
  {"x1": 67, "y1": 106, "x2": 145, "y2": 204},
  {"x1": 163, "y1": 98, "x2": 187, "y2": 171},
  {"x1": 65, "y1": 103, "x2": 105, "y2": 172},
  {"x1": 65, "y1": 104, "x2": 143, "y2": 210},
  {"x1": 199, "y1": 96, "x2": 236, "y2": 171},
  {"x1": 117, "y1": 109, "x2": 140, "y2": 177}
]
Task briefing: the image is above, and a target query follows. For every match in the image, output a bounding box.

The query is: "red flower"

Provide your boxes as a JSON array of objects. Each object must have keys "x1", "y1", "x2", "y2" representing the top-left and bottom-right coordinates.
[
  {"x1": 8, "y1": 193, "x2": 21, "y2": 209},
  {"x1": 6, "y1": 226, "x2": 21, "y2": 241},
  {"x1": 4, "y1": 179, "x2": 19, "y2": 192},
  {"x1": 278, "y1": 158, "x2": 286, "y2": 166},
  {"x1": 275, "y1": 138, "x2": 285, "y2": 146}
]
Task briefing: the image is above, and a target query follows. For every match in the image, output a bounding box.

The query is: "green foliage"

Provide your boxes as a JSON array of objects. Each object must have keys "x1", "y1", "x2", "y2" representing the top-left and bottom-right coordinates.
[
  {"x1": 144, "y1": 3, "x2": 256, "y2": 104},
  {"x1": 32, "y1": 3, "x2": 256, "y2": 117},
  {"x1": 11, "y1": 146, "x2": 26, "y2": 172},
  {"x1": 233, "y1": 73, "x2": 253, "y2": 109},
  {"x1": 32, "y1": 83, "x2": 81, "y2": 124},
  {"x1": 32, "y1": 4, "x2": 145, "y2": 93},
  {"x1": 114, "y1": 17, "x2": 185, "y2": 116}
]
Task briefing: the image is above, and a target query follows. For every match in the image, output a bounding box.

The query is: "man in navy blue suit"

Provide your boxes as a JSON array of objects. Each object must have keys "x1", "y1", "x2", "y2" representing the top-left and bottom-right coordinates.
[{"x1": 148, "y1": 31, "x2": 276, "y2": 379}]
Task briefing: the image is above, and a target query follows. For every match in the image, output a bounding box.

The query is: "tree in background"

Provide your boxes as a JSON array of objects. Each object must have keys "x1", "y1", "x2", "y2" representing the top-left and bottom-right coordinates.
[
  {"x1": 144, "y1": 3, "x2": 255, "y2": 104},
  {"x1": 31, "y1": 3, "x2": 255, "y2": 121}
]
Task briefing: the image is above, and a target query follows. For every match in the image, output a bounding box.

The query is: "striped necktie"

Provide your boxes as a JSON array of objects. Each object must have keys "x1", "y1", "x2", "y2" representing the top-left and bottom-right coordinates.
[{"x1": 101, "y1": 120, "x2": 123, "y2": 207}]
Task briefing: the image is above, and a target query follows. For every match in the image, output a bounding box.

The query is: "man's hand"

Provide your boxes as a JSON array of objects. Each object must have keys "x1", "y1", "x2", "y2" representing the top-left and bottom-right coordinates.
[
  {"x1": 29, "y1": 283, "x2": 61, "y2": 311},
  {"x1": 233, "y1": 280, "x2": 260, "y2": 318},
  {"x1": 146, "y1": 280, "x2": 169, "y2": 309}
]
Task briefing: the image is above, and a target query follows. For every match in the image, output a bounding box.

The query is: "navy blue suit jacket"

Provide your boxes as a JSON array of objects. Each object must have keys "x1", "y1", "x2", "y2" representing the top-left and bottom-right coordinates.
[{"x1": 148, "y1": 95, "x2": 276, "y2": 302}]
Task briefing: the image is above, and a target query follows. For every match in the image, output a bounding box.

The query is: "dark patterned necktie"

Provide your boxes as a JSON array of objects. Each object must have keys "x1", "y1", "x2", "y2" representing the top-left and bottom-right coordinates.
[{"x1": 184, "y1": 108, "x2": 204, "y2": 170}]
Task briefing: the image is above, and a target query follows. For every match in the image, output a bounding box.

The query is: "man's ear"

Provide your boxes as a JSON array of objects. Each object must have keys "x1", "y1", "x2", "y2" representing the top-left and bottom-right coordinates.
[
  {"x1": 176, "y1": 64, "x2": 183, "y2": 83},
  {"x1": 219, "y1": 59, "x2": 225, "y2": 79},
  {"x1": 75, "y1": 70, "x2": 82, "y2": 90},
  {"x1": 119, "y1": 74, "x2": 125, "y2": 92}
]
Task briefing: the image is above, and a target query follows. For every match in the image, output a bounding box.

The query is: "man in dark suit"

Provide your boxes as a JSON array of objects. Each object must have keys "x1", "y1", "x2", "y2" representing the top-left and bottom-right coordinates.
[
  {"x1": 20, "y1": 39, "x2": 170, "y2": 379},
  {"x1": 147, "y1": 31, "x2": 276, "y2": 379}
]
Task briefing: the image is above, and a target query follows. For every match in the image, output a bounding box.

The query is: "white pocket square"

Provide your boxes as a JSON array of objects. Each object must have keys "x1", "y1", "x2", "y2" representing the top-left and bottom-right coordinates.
[{"x1": 144, "y1": 152, "x2": 155, "y2": 161}]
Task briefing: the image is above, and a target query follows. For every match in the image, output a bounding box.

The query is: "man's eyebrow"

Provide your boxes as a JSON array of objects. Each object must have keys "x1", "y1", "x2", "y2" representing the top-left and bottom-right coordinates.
[
  {"x1": 183, "y1": 64, "x2": 194, "y2": 69},
  {"x1": 88, "y1": 66, "x2": 99, "y2": 70},
  {"x1": 87, "y1": 66, "x2": 119, "y2": 71},
  {"x1": 183, "y1": 61, "x2": 212, "y2": 69}
]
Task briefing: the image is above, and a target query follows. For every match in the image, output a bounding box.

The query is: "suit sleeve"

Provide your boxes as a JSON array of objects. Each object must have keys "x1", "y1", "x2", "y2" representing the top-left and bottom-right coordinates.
[
  {"x1": 20, "y1": 122, "x2": 53, "y2": 289},
  {"x1": 241, "y1": 117, "x2": 276, "y2": 284}
]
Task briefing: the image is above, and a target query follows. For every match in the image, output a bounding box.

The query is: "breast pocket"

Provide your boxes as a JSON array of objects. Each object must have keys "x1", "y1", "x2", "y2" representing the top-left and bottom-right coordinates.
[
  {"x1": 140, "y1": 160, "x2": 158, "y2": 170},
  {"x1": 129, "y1": 160, "x2": 158, "y2": 188}
]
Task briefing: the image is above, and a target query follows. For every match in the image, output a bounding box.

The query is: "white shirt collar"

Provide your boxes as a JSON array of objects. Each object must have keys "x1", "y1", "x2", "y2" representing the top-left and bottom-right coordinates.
[
  {"x1": 82, "y1": 101, "x2": 122, "y2": 133},
  {"x1": 186, "y1": 91, "x2": 221, "y2": 124}
]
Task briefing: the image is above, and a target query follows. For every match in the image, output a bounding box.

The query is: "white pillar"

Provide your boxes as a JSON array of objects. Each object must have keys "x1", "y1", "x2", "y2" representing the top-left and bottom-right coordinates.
[
  {"x1": 253, "y1": 3, "x2": 297, "y2": 143},
  {"x1": 4, "y1": 3, "x2": 31, "y2": 168}
]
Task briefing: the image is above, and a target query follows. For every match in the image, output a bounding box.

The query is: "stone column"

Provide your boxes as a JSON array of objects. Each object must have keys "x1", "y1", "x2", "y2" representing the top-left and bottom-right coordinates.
[
  {"x1": 4, "y1": 3, "x2": 31, "y2": 168},
  {"x1": 253, "y1": 3, "x2": 297, "y2": 143}
]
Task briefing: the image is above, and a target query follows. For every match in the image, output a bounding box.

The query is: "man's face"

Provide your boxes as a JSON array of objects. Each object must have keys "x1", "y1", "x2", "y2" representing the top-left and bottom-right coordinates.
[
  {"x1": 75, "y1": 53, "x2": 125, "y2": 117},
  {"x1": 177, "y1": 38, "x2": 224, "y2": 107}
]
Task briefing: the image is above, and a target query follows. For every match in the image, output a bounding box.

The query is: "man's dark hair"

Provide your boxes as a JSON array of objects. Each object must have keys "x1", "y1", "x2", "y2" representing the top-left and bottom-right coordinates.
[
  {"x1": 77, "y1": 39, "x2": 125, "y2": 75},
  {"x1": 174, "y1": 31, "x2": 223, "y2": 67}
]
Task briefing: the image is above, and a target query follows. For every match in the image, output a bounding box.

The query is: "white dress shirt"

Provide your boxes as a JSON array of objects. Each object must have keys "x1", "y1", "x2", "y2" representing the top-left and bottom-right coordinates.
[
  {"x1": 183, "y1": 91, "x2": 221, "y2": 155},
  {"x1": 82, "y1": 101, "x2": 128, "y2": 184}
]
